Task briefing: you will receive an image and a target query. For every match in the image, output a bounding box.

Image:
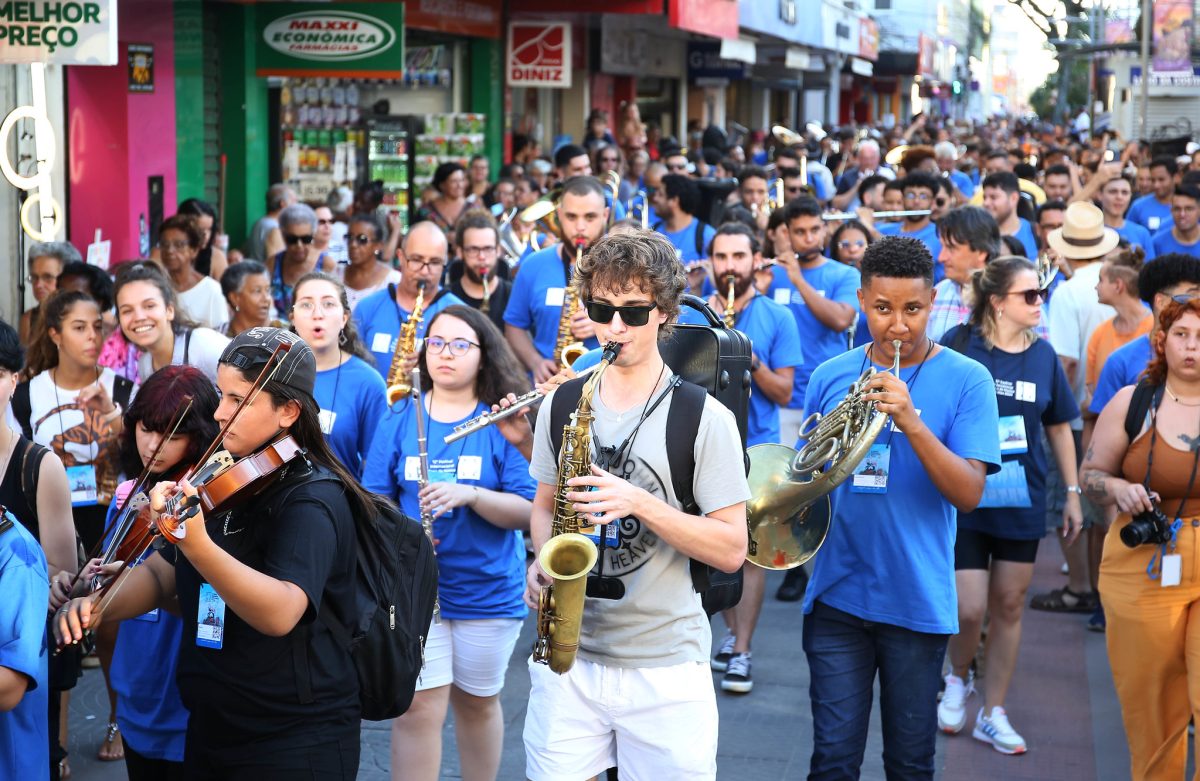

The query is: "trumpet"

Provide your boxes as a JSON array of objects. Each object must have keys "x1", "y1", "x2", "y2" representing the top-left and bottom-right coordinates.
[
  {"x1": 822, "y1": 209, "x2": 931, "y2": 222},
  {"x1": 723, "y1": 274, "x2": 737, "y2": 329},
  {"x1": 442, "y1": 363, "x2": 601, "y2": 444}
]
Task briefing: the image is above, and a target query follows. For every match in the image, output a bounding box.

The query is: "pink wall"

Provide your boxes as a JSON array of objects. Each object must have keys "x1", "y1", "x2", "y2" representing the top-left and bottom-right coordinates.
[{"x1": 68, "y1": 0, "x2": 177, "y2": 261}]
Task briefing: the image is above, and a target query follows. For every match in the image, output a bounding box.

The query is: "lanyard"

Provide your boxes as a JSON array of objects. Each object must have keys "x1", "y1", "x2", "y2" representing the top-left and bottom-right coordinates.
[
  {"x1": 1143, "y1": 390, "x2": 1200, "y2": 578},
  {"x1": 860, "y1": 338, "x2": 933, "y2": 446}
]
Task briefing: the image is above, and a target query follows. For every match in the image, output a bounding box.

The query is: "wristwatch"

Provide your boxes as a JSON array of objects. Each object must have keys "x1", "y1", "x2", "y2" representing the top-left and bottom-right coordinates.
[{"x1": 1065, "y1": 485, "x2": 1083, "y2": 495}]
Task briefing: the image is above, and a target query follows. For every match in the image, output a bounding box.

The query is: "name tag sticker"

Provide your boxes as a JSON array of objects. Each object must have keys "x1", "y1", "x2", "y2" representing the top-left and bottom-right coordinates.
[
  {"x1": 318, "y1": 409, "x2": 337, "y2": 434},
  {"x1": 774, "y1": 289, "x2": 791, "y2": 306},
  {"x1": 851, "y1": 444, "x2": 890, "y2": 493},
  {"x1": 66, "y1": 465, "x2": 98, "y2": 507},
  {"x1": 371, "y1": 332, "x2": 393, "y2": 354},
  {"x1": 196, "y1": 583, "x2": 226, "y2": 649},
  {"x1": 1149, "y1": 216, "x2": 1162, "y2": 231},
  {"x1": 1015, "y1": 381, "x2": 1037, "y2": 403},
  {"x1": 1162, "y1": 553, "x2": 1182, "y2": 587},
  {"x1": 545, "y1": 287, "x2": 565, "y2": 307},
  {"x1": 457, "y1": 455, "x2": 482, "y2": 480},
  {"x1": 404, "y1": 456, "x2": 421, "y2": 481}
]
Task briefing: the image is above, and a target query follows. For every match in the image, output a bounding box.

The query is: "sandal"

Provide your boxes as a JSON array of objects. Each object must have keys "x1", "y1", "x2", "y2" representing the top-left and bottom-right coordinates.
[
  {"x1": 1029, "y1": 586, "x2": 1097, "y2": 613},
  {"x1": 97, "y1": 721, "x2": 124, "y2": 762}
]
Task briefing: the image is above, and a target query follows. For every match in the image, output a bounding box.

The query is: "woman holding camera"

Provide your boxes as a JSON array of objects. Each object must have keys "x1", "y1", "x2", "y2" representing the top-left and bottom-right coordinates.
[{"x1": 1082, "y1": 296, "x2": 1200, "y2": 780}]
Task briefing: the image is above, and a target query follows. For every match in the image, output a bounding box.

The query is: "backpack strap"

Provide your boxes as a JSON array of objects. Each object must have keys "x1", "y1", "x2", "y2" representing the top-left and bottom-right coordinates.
[
  {"x1": 20, "y1": 437, "x2": 47, "y2": 520},
  {"x1": 694, "y1": 220, "x2": 709, "y2": 259},
  {"x1": 12, "y1": 381, "x2": 31, "y2": 441},
  {"x1": 547, "y1": 376, "x2": 589, "y2": 456},
  {"x1": 662, "y1": 382, "x2": 717, "y2": 593},
  {"x1": 1125, "y1": 380, "x2": 1162, "y2": 443}
]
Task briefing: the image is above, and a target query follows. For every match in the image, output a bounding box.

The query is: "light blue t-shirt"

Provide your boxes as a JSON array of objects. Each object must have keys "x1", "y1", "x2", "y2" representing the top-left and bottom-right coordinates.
[
  {"x1": 503, "y1": 245, "x2": 601, "y2": 361},
  {"x1": 0, "y1": 512, "x2": 49, "y2": 780},
  {"x1": 878, "y1": 221, "x2": 944, "y2": 284},
  {"x1": 1152, "y1": 228, "x2": 1200, "y2": 258},
  {"x1": 1008, "y1": 217, "x2": 1039, "y2": 260},
  {"x1": 949, "y1": 169, "x2": 975, "y2": 199},
  {"x1": 315, "y1": 355, "x2": 387, "y2": 477},
  {"x1": 800, "y1": 345, "x2": 1001, "y2": 634},
  {"x1": 1089, "y1": 334, "x2": 1152, "y2": 415},
  {"x1": 680, "y1": 292, "x2": 803, "y2": 446},
  {"x1": 353, "y1": 287, "x2": 466, "y2": 376},
  {"x1": 363, "y1": 398, "x2": 536, "y2": 620},
  {"x1": 103, "y1": 494, "x2": 187, "y2": 761},
  {"x1": 763, "y1": 262, "x2": 861, "y2": 408},
  {"x1": 1114, "y1": 220, "x2": 1157, "y2": 260},
  {"x1": 1128, "y1": 194, "x2": 1174, "y2": 234},
  {"x1": 655, "y1": 217, "x2": 716, "y2": 266}
]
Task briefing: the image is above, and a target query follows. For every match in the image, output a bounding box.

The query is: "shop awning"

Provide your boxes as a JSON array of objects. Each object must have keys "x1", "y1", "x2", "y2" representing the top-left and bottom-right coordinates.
[{"x1": 720, "y1": 38, "x2": 757, "y2": 64}]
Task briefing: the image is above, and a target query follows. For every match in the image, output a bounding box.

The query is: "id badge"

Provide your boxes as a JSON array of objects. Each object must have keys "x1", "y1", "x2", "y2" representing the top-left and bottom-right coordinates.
[
  {"x1": 196, "y1": 583, "x2": 226, "y2": 649},
  {"x1": 851, "y1": 444, "x2": 890, "y2": 493},
  {"x1": 1162, "y1": 554, "x2": 1183, "y2": 587},
  {"x1": 457, "y1": 456, "x2": 482, "y2": 481},
  {"x1": 545, "y1": 287, "x2": 565, "y2": 307},
  {"x1": 65, "y1": 465, "x2": 98, "y2": 507},
  {"x1": 318, "y1": 408, "x2": 337, "y2": 435},
  {"x1": 998, "y1": 415, "x2": 1029, "y2": 455},
  {"x1": 978, "y1": 461, "x2": 1032, "y2": 508},
  {"x1": 582, "y1": 519, "x2": 621, "y2": 549}
]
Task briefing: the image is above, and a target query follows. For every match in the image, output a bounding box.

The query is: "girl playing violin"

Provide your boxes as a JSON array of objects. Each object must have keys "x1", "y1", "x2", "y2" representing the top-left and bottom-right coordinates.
[{"x1": 56, "y1": 327, "x2": 386, "y2": 780}]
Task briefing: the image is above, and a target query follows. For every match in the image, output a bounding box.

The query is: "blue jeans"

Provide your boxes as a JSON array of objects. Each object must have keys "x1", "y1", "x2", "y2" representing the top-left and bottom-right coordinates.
[{"x1": 803, "y1": 601, "x2": 948, "y2": 781}]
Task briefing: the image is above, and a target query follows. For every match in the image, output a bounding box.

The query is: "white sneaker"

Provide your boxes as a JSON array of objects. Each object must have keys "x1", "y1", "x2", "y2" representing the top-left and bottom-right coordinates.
[
  {"x1": 1061, "y1": 561, "x2": 1069, "y2": 575},
  {"x1": 711, "y1": 633, "x2": 736, "y2": 671},
  {"x1": 973, "y1": 706, "x2": 1028, "y2": 754},
  {"x1": 937, "y1": 673, "x2": 974, "y2": 734}
]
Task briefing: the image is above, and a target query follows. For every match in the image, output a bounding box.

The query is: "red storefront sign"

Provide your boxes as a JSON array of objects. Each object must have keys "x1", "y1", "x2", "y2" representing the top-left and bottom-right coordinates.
[
  {"x1": 507, "y1": 22, "x2": 572, "y2": 88},
  {"x1": 509, "y1": 0, "x2": 657, "y2": 12},
  {"x1": 859, "y1": 18, "x2": 879, "y2": 62},
  {"x1": 668, "y1": 0, "x2": 737, "y2": 40},
  {"x1": 405, "y1": 0, "x2": 502, "y2": 39}
]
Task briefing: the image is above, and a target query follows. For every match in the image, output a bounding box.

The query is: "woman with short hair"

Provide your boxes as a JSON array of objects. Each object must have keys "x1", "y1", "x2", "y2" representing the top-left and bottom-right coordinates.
[{"x1": 219, "y1": 261, "x2": 276, "y2": 337}]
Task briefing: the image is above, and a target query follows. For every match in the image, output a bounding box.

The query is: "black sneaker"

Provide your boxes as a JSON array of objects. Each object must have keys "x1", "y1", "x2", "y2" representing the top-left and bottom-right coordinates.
[
  {"x1": 711, "y1": 633, "x2": 736, "y2": 672},
  {"x1": 721, "y1": 653, "x2": 753, "y2": 693},
  {"x1": 775, "y1": 567, "x2": 808, "y2": 602}
]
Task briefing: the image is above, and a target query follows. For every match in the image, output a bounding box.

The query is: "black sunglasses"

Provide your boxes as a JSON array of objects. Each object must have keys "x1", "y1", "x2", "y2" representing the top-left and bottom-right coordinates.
[
  {"x1": 285, "y1": 233, "x2": 314, "y2": 245},
  {"x1": 352, "y1": 233, "x2": 375, "y2": 245},
  {"x1": 584, "y1": 300, "x2": 658, "y2": 326},
  {"x1": 1008, "y1": 288, "x2": 1047, "y2": 305}
]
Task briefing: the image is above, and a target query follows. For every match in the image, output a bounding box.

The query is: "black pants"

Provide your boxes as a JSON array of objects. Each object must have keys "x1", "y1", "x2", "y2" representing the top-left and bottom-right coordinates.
[
  {"x1": 183, "y1": 727, "x2": 359, "y2": 780},
  {"x1": 124, "y1": 741, "x2": 187, "y2": 781}
]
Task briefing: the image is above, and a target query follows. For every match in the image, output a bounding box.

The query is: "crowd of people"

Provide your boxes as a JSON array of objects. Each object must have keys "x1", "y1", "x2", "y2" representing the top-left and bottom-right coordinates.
[{"x1": 2, "y1": 109, "x2": 1200, "y2": 781}]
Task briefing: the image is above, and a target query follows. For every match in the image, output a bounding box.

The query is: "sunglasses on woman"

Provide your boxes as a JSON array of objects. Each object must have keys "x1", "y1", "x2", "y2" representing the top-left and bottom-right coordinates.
[
  {"x1": 584, "y1": 300, "x2": 658, "y2": 326},
  {"x1": 1007, "y1": 288, "x2": 1047, "y2": 305}
]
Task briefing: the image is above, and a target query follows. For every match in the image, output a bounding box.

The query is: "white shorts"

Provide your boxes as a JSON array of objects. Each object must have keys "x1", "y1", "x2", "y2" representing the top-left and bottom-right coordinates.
[
  {"x1": 415, "y1": 617, "x2": 523, "y2": 697},
  {"x1": 523, "y1": 656, "x2": 718, "y2": 781}
]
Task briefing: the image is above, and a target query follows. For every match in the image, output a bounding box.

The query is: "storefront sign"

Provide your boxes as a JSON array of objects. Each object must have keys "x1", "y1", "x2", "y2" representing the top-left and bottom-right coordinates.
[
  {"x1": 507, "y1": 22, "x2": 571, "y2": 88},
  {"x1": 601, "y1": 15, "x2": 686, "y2": 79},
  {"x1": 739, "y1": 0, "x2": 820, "y2": 47},
  {"x1": 1152, "y1": 0, "x2": 1193, "y2": 76},
  {"x1": 127, "y1": 44, "x2": 152, "y2": 93},
  {"x1": 859, "y1": 18, "x2": 879, "y2": 62},
  {"x1": 255, "y1": 3, "x2": 403, "y2": 78},
  {"x1": 917, "y1": 33, "x2": 937, "y2": 79},
  {"x1": 687, "y1": 42, "x2": 749, "y2": 82},
  {"x1": 1132, "y1": 65, "x2": 1200, "y2": 89},
  {"x1": 669, "y1": 0, "x2": 737, "y2": 40},
  {"x1": 0, "y1": 0, "x2": 117, "y2": 65},
  {"x1": 406, "y1": 0, "x2": 501, "y2": 40}
]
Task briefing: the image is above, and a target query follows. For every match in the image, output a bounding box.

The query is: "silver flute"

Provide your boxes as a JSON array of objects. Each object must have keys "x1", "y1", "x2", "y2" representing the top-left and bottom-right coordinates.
[
  {"x1": 822, "y1": 209, "x2": 931, "y2": 221},
  {"x1": 411, "y1": 365, "x2": 440, "y2": 622},
  {"x1": 443, "y1": 363, "x2": 599, "y2": 444}
]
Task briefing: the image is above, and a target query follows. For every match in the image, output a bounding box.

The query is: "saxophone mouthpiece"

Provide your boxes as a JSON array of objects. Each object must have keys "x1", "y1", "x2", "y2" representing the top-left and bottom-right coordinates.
[
  {"x1": 417, "y1": 279, "x2": 427, "y2": 291},
  {"x1": 600, "y1": 341, "x2": 623, "y2": 364}
]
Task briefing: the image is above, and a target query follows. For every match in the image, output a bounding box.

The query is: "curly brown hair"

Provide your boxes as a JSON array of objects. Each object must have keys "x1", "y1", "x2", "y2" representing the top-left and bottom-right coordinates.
[
  {"x1": 576, "y1": 230, "x2": 684, "y2": 338},
  {"x1": 1144, "y1": 297, "x2": 1200, "y2": 385}
]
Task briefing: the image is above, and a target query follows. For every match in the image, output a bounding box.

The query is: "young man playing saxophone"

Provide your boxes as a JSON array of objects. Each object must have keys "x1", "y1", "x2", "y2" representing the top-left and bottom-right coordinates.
[{"x1": 522, "y1": 231, "x2": 749, "y2": 780}]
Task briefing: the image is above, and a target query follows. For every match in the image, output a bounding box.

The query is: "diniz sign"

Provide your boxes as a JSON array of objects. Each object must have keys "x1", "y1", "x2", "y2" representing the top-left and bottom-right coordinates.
[
  {"x1": 507, "y1": 21, "x2": 571, "y2": 88},
  {"x1": 262, "y1": 11, "x2": 397, "y2": 61}
]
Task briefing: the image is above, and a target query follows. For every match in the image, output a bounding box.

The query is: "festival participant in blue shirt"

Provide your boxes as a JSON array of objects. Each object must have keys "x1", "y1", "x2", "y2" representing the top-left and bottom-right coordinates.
[
  {"x1": 651, "y1": 174, "x2": 716, "y2": 267},
  {"x1": 0, "y1": 508, "x2": 49, "y2": 781},
  {"x1": 1100, "y1": 175, "x2": 1157, "y2": 260},
  {"x1": 938, "y1": 258, "x2": 1081, "y2": 755},
  {"x1": 99, "y1": 365, "x2": 219, "y2": 779},
  {"x1": 354, "y1": 221, "x2": 465, "y2": 378},
  {"x1": 291, "y1": 273, "x2": 387, "y2": 477},
  {"x1": 503, "y1": 176, "x2": 608, "y2": 383},
  {"x1": 1152, "y1": 185, "x2": 1200, "y2": 258},
  {"x1": 800, "y1": 236, "x2": 1000, "y2": 781},
  {"x1": 982, "y1": 172, "x2": 1039, "y2": 260},
  {"x1": 1127, "y1": 155, "x2": 1178, "y2": 234},
  {"x1": 364, "y1": 305, "x2": 535, "y2": 781},
  {"x1": 555, "y1": 144, "x2": 627, "y2": 220},
  {"x1": 935, "y1": 141, "x2": 976, "y2": 201},
  {"x1": 867, "y1": 173, "x2": 945, "y2": 282}
]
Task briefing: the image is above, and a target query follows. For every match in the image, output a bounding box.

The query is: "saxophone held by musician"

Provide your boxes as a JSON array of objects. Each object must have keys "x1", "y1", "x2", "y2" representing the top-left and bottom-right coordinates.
[
  {"x1": 555, "y1": 238, "x2": 589, "y2": 368},
  {"x1": 385, "y1": 280, "x2": 425, "y2": 404}
]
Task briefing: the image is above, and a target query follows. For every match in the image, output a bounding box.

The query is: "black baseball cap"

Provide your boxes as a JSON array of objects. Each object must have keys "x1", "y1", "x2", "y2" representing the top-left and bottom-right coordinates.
[{"x1": 219, "y1": 327, "x2": 316, "y2": 397}]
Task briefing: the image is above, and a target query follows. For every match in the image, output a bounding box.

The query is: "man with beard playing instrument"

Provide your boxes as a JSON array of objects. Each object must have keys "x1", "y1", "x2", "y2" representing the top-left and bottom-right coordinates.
[
  {"x1": 683, "y1": 222, "x2": 802, "y2": 693},
  {"x1": 522, "y1": 231, "x2": 749, "y2": 780},
  {"x1": 449, "y1": 209, "x2": 511, "y2": 332}
]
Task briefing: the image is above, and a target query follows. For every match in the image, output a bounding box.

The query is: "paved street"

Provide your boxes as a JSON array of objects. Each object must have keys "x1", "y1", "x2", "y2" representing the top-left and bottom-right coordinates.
[{"x1": 66, "y1": 541, "x2": 1140, "y2": 780}]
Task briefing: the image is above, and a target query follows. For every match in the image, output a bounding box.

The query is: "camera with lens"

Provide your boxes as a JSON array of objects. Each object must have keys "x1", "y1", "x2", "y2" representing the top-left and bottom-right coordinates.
[{"x1": 1120, "y1": 504, "x2": 1173, "y2": 548}]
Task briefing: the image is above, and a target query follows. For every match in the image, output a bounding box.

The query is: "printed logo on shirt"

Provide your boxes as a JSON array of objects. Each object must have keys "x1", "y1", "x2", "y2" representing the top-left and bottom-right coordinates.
[
  {"x1": 595, "y1": 453, "x2": 666, "y2": 576},
  {"x1": 407, "y1": 456, "x2": 458, "y2": 483}
]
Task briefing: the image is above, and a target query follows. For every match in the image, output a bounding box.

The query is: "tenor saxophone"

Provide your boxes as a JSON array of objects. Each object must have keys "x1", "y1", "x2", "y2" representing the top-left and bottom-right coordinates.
[
  {"x1": 724, "y1": 274, "x2": 737, "y2": 328},
  {"x1": 533, "y1": 341, "x2": 622, "y2": 675},
  {"x1": 554, "y1": 239, "x2": 588, "y2": 369},
  {"x1": 409, "y1": 365, "x2": 440, "y2": 622},
  {"x1": 385, "y1": 280, "x2": 426, "y2": 404}
]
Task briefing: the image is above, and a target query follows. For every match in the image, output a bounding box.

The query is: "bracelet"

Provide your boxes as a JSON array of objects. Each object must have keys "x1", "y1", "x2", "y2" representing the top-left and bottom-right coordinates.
[
  {"x1": 1065, "y1": 485, "x2": 1083, "y2": 495},
  {"x1": 103, "y1": 403, "x2": 123, "y2": 424}
]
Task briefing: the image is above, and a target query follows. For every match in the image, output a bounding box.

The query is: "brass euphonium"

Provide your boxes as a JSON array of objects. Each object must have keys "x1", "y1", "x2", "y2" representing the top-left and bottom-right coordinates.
[
  {"x1": 385, "y1": 280, "x2": 426, "y2": 404},
  {"x1": 497, "y1": 207, "x2": 527, "y2": 265},
  {"x1": 602, "y1": 170, "x2": 621, "y2": 229},
  {"x1": 533, "y1": 342, "x2": 622, "y2": 674},
  {"x1": 744, "y1": 340, "x2": 902, "y2": 570},
  {"x1": 723, "y1": 274, "x2": 737, "y2": 329},
  {"x1": 555, "y1": 239, "x2": 588, "y2": 368}
]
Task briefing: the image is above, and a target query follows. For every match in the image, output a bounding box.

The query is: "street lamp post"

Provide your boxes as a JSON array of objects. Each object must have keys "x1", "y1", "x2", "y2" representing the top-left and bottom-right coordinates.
[{"x1": 1139, "y1": 0, "x2": 1150, "y2": 138}]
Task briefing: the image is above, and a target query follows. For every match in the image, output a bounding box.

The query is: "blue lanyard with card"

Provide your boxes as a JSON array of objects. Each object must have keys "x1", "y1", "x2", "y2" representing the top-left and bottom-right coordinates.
[
  {"x1": 849, "y1": 341, "x2": 932, "y2": 494},
  {"x1": 1143, "y1": 390, "x2": 1200, "y2": 587}
]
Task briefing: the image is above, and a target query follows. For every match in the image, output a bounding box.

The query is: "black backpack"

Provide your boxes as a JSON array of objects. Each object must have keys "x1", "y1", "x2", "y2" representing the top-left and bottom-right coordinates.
[{"x1": 276, "y1": 467, "x2": 438, "y2": 721}]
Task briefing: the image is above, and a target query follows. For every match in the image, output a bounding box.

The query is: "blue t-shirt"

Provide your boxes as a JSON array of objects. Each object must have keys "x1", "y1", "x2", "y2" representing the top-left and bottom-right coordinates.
[
  {"x1": 1152, "y1": 228, "x2": 1200, "y2": 258},
  {"x1": 800, "y1": 345, "x2": 1001, "y2": 633},
  {"x1": 1009, "y1": 217, "x2": 1039, "y2": 260},
  {"x1": 102, "y1": 494, "x2": 187, "y2": 761},
  {"x1": 1114, "y1": 220, "x2": 1157, "y2": 260},
  {"x1": 655, "y1": 217, "x2": 716, "y2": 266},
  {"x1": 763, "y1": 261, "x2": 861, "y2": 408},
  {"x1": 315, "y1": 355, "x2": 387, "y2": 478},
  {"x1": 878, "y1": 221, "x2": 944, "y2": 283},
  {"x1": 949, "y1": 169, "x2": 975, "y2": 199},
  {"x1": 363, "y1": 399, "x2": 536, "y2": 620},
  {"x1": 850, "y1": 309, "x2": 871, "y2": 348},
  {"x1": 1128, "y1": 194, "x2": 1174, "y2": 234},
  {"x1": 0, "y1": 513, "x2": 49, "y2": 780},
  {"x1": 680, "y1": 293, "x2": 803, "y2": 446},
  {"x1": 503, "y1": 245, "x2": 601, "y2": 362},
  {"x1": 1089, "y1": 334, "x2": 1152, "y2": 415},
  {"x1": 353, "y1": 287, "x2": 465, "y2": 376},
  {"x1": 943, "y1": 327, "x2": 1079, "y2": 539}
]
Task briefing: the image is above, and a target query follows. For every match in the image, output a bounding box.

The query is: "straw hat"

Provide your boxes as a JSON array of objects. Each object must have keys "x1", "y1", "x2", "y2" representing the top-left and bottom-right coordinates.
[{"x1": 1046, "y1": 201, "x2": 1120, "y2": 260}]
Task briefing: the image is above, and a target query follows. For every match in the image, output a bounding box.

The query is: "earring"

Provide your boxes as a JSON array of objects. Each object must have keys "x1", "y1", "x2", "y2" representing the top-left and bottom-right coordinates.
[
  {"x1": 998, "y1": 309, "x2": 1004, "y2": 319},
  {"x1": 339, "y1": 329, "x2": 347, "y2": 346}
]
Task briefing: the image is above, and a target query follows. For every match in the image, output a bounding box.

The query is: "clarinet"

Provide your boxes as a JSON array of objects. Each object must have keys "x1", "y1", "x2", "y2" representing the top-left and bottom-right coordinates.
[{"x1": 410, "y1": 366, "x2": 440, "y2": 622}]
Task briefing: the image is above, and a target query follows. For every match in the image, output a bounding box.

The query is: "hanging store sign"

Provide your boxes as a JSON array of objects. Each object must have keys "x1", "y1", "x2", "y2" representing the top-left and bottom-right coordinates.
[
  {"x1": 858, "y1": 18, "x2": 879, "y2": 62},
  {"x1": 507, "y1": 21, "x2": 571, "y2": 88},
  {"x1": 0, "y1": 0, "x2": 118, "y2": 65},
  {"x1": 668, "y1": 0, "x2": 737, "y2": 41},
  {"x1": 255, "y1": 3, "x2": 404, "y2": 78}
]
